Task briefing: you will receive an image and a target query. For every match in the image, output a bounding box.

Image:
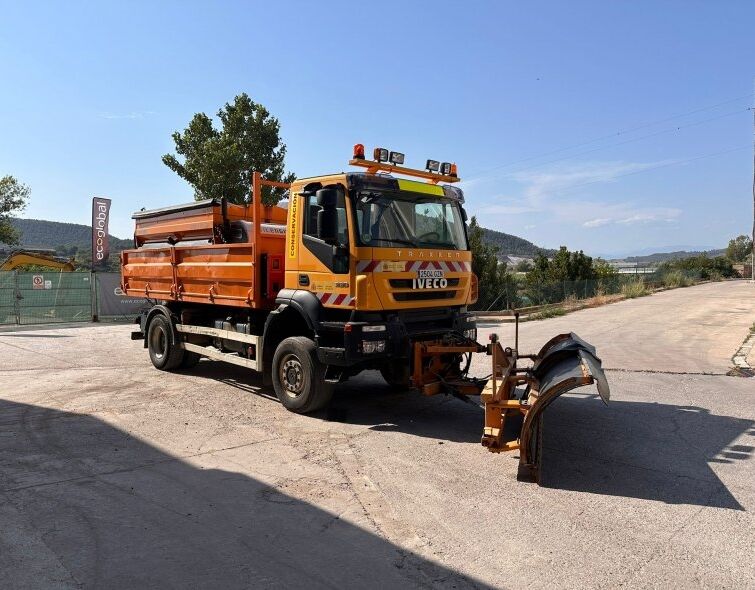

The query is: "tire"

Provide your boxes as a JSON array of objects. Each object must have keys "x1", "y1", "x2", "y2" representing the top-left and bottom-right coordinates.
[
  {"x1": 272, "y1": 336, "x2": 333, "y2": 413},
  {"x1": 179, "y1": 351, "x2": 201, "y2": 369},
  {"x1": 147, "y1": 314, "x2": 185, "y2": 371},
  {"x1": 380, "y1": 364, "x2": 411, "y2": 390}
]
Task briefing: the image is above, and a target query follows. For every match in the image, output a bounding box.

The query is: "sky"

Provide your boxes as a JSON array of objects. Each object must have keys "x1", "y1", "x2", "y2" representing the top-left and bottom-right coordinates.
[{"x1": 1, "y1": 0, "x2": 753, "y2": 258}]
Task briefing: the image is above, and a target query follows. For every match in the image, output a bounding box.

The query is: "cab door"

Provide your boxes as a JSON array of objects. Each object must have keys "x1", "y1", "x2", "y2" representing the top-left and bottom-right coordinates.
[{"x1": 295, "y1": 185, "x2": 354, "y2": 308}]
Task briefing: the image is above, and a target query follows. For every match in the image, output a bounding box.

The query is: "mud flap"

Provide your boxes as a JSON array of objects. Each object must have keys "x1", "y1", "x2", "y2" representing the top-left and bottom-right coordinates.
[{"x1": 517, "y1": 333, "x2": 610, "y2": 483}]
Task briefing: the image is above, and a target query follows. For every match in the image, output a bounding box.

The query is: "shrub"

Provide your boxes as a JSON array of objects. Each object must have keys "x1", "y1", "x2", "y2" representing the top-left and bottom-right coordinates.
[
  {"x1": 707, "y1": 270, "x2": 723, "y2": 282},
  {"x1": 663, "y1": 270, "x2": 692, "y2": 288},
  {"x1": 621, "y1": 280, "x2": 649, "y2": 299}
]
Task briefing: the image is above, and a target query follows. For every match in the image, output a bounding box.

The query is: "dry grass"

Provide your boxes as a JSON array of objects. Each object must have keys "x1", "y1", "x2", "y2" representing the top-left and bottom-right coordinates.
[
  {"x1": 527, "y1": 306, "x2": 567, "y2": 321},
  {"x1": 621, "y1": 280, "x2": 650, "y2": 299},
  {"x1": 663, "y1": 270, "x2": 693, "y2": 288}
]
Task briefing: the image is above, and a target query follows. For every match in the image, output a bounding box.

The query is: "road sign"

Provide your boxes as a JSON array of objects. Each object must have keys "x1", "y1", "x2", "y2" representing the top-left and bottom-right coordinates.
[{"x1": 32, "y1": 275, "x2": 44, "y2": 289}]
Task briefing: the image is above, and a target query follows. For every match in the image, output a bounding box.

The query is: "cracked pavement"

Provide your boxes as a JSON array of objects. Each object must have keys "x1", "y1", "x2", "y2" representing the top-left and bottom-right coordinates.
[{"x1": 1, "y1": 281, "x2": 754, "y2": 588}]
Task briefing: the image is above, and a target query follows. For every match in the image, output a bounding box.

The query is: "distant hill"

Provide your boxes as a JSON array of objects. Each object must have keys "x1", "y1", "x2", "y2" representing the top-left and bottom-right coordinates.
[
  {"x1": 4, "y1": 217, "x2": 555, "y2": 270},
  {"x1": 479, "y1": 227, "x2": 555, "y2": 258},
  {"x1": 622, "y1": 249, "x2": 726, "y2": 264},
  {"x1": 7, "y1": 217, "x2": 553, "y2": 258},
  {"x1": 7, "y1": 218, "x2": 131, "y2": 251},
  {"x1": 1, "y1": 218, "x2": 131, "y2": 271}
]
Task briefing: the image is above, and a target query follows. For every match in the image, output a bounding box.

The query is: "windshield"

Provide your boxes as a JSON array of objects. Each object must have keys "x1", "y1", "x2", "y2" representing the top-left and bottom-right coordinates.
[{"x1": 354, "y1": 191, "x2": 468, "y2": 250}]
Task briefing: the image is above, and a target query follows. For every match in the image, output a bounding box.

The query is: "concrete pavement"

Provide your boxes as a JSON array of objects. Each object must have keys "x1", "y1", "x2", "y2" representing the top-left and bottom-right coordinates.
[{"x1": 0, "y1": 281, "x2": 754, "y2": 588}]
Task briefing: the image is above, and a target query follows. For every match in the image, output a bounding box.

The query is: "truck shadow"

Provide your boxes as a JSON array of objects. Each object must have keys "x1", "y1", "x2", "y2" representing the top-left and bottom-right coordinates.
[
  {"x1": 181, "y1": 364, "x2": 750, "y2": 510},
  {"x1": 539, "y1": 396, "x2": 753, "y2": 510},
  {"x1": 330, "y1": 376, "x2": 751, "y2": 510},
  {"x1": 0, "y1": 398, "x2": 488, "y2": 589}
]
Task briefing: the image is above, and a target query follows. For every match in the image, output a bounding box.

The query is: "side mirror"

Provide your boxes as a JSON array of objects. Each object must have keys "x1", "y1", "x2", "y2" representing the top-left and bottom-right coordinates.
[
  {"x1": 316, "y1": 188, "x2": 340, "y2": 243},
  {"x1": 316, "y1": 188, "x2": 339, "y2": 208},
  {"x1": 317, "y1": 209, "x2": 338, "y2": 243}
]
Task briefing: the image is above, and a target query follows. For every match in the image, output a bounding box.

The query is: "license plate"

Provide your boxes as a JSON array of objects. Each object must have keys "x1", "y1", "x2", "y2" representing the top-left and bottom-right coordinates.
[{"x1": 418, "y1": 269, "x2": 445, "y2": 279}]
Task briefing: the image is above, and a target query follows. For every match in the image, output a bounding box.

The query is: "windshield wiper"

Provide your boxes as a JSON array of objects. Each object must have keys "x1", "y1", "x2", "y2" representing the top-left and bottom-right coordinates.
[
  {"x1": 418, "y1": 241, "x2": 459, "y2": 249},
  {"x1": 368, "y1": 237, "x2": 418, "y2": 247}
]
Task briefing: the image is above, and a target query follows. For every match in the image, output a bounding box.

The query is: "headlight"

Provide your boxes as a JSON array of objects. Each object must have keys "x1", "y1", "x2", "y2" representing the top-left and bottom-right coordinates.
[
  {"x1": 362, "y1": 340, "x2": 386, "y2": 354},
  {"x1": 463, "y1": 327, "x2": 477, "y2": 341}
]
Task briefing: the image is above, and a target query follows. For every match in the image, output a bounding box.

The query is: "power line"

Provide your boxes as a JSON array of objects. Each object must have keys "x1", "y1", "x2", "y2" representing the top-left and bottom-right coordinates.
[
  {"x1": 498, "y1": 107, "x2": 750, "y2": 178},
  {"x1": 465, "y1": 92, "x2": 755, "y2": 180},
  {"x1": 542, "y1": 144, "x2": 751, "y2": 196}
]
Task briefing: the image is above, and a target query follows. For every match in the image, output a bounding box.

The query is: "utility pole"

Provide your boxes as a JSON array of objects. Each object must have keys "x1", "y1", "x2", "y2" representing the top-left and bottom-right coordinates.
[
  {"x1": 749, "y1": 82, "x2": 755, "y2": 282},
  {"x1": 751, "y1": 93, "x2": 754, "y2": 282}
]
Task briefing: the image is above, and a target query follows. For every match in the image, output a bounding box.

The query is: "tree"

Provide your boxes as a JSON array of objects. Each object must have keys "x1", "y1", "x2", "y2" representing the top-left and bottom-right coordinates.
[
  {"x1": 726, "y1": 235, "x2": 753, "y2": 263},
  {"x1": 468, "y1": 216, "x2": 519, "y2": 309},
  {"x1": 0, "y1": 175, "x2": 30, "y2": 244},
  {"x1": 527, "y1": 246, "x2": 597, "y2": 284},
  {"x1": 162, "y1": 93, "x2": 295, "y2": 206},
  {"x1": 524, "y1": 246, "x2": 618, "y2": 304},
  {"x1": 514, "y1": 259, "x2": 533, "y2": 273}
]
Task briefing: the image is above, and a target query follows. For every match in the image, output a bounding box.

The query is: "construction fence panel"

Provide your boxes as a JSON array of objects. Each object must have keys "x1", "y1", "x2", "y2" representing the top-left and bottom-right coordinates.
[
  {"x1": 477, "y1": 269, "x2": 709, "y2": 311},
  {"x1": 15, "y1": 271, "x2": 92, "y2": 325},
  {"x1": 0, "y1": 271, "x2": 17, "y2": 325}
]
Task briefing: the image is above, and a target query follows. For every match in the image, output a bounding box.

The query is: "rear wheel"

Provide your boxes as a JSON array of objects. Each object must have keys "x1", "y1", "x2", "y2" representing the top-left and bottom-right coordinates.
[
  {"x1": 147, "y1": 314, "x2": 184, "y2": 370},
  {"x1": 272, "y1": 336, "x2": 332, "y2": 413}
]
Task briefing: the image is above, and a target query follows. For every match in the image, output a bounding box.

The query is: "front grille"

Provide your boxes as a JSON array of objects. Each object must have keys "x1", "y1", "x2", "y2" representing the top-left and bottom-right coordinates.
[
  {"x1": 394, "y1": 291, "x2": 458, "y2": 301},
  {"x1": 389, "y1": 278, "x2": 460, "y2": 289}
]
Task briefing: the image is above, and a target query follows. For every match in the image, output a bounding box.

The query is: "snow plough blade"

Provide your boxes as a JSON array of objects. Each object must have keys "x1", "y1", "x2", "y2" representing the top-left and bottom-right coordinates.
[
  {"x1": 480, "y1": 332, "x2": 610, "y2": 483},
  {"x1": 409, "y1": 328, "x2": 609, "y2": 484}
]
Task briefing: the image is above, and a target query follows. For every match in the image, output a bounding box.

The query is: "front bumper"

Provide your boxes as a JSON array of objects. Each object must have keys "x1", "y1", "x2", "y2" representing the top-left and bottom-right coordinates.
[{"x1": 315, "y1": 307, "x2": 476, "y2": 367}]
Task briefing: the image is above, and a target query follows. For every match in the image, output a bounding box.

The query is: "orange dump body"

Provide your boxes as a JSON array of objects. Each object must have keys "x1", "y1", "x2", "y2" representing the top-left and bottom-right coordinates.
[{"x1": 121, "y1": 195, "x2": 287, "y2": 310}]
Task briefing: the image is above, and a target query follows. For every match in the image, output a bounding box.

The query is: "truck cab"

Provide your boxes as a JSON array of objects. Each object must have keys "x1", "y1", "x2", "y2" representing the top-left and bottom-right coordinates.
[{"x1": 276, "y1": 163, "x2": 478, "y2": 388}]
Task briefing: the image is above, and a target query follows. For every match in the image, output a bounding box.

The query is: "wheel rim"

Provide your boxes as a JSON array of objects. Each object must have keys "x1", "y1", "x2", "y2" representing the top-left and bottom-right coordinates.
[
  {"x1": 279, "y1": 353, "x2": 304, "y2": 398},
  {"x1": 152, "y1": 325, "x2": 167, "y2": 360}
]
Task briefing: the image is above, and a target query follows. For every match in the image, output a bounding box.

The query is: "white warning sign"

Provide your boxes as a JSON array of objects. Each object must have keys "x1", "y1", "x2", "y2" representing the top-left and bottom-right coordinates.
[{"x1": 32, "y1": 275, "x2": 44, "y2": 289}]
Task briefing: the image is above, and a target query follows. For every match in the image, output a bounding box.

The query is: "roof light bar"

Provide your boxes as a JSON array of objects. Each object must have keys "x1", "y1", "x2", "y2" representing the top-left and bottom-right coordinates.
[{"x1": 348, "y1": 145, "x2": 460, "y2": 183}]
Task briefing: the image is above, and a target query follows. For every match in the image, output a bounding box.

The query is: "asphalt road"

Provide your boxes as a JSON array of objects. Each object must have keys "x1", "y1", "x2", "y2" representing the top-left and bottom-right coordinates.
[{"x1": 1, "y1": 281, "x2": 754, "y2": 589}]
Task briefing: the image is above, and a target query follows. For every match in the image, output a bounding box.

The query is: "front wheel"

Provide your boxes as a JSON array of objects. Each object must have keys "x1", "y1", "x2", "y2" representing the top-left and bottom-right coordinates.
[
  {"x1": 380, "y1": 364, "x2": 411, "y2": 390},
  {"x1": 272, "y1": 337, "x2": 333, "y2": 413}
]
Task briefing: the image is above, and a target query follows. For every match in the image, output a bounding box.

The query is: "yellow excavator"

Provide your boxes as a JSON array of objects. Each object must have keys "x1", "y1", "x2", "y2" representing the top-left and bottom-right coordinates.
[{"x1": 0, "y1": 248, "x2": 75, "y2": 271}]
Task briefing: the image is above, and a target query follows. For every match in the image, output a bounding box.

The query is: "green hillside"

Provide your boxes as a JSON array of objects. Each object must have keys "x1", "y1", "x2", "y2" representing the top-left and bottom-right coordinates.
[
  {"x1": 4, "y1": 218, "x2": 131, "y2": 271},
  {"x1": 8, "y1": 218, "x2": 131, "y2": 251},
  {"x1": 480, "y1": 227, "x2": 555, "y2": 258}
]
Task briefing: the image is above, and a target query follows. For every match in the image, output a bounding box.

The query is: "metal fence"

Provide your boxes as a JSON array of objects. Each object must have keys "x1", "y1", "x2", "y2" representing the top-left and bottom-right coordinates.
[
  {"x1": 474, "y1": 269, "x2": 709, "y2": 311},
  {"x1": 0, "y1": 271, "x2": 148, "y2": 326}
]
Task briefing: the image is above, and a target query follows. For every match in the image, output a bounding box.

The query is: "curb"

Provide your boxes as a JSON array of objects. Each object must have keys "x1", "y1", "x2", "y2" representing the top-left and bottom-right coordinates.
[{"x1": 731, "y1": 330, "x2": 755, "y2": 375}]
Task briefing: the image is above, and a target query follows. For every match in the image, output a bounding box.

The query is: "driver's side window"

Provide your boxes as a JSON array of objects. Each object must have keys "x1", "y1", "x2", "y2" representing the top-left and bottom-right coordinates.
[
  {"x1": 301, "y1": 188, "x2": 349, "y2": 273},
  {"x1": 304, "y1": 193, "x2": 348, "y2": 246}
]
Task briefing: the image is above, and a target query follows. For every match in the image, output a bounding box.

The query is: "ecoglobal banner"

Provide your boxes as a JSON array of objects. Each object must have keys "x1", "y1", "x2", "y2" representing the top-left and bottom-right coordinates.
[{"x1": 91, "y1": 196, "x2": 112, "y2": 268}]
